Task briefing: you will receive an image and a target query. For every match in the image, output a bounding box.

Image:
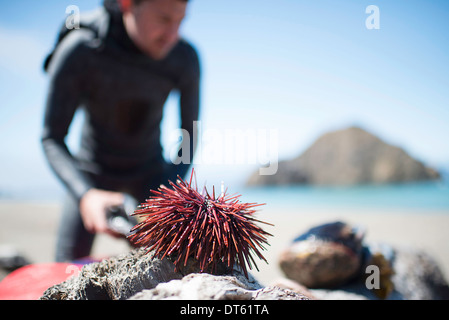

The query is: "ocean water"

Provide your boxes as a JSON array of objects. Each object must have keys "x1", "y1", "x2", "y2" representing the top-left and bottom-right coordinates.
[
  {"x1": 3, "y1": 179, "x2": 449, "y2": 213},
  {"x1": 238, "y1": 181, "x2": 449, "y2": 212}
]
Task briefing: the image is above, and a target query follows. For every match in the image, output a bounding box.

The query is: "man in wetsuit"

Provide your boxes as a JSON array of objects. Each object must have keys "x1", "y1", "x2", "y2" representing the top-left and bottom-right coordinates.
[{"x1": 41, "y1": 0, "x2": 200, "y2": 261}]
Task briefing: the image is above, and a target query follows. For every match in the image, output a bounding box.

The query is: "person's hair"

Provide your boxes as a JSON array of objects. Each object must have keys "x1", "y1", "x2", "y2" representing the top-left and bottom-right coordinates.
[{"x1": 104, "y1": 0, "x2": 188, "y2": 12}]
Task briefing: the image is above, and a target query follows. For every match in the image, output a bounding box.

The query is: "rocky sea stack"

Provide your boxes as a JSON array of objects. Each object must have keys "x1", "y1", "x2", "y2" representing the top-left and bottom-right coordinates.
[{"x1": 248, "y1": 126, "x2": 440, "y2": 186}]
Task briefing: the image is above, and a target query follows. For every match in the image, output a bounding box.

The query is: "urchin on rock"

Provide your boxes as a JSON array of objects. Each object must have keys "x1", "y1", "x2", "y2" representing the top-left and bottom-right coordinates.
[{"x1": 128, "y1": 172, "x2": 273, "y2": 278}]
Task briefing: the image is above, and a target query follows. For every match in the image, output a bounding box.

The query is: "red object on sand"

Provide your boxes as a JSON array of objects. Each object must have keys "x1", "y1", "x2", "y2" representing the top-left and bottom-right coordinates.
[{"x1": 0, "y1": 263, "x2": 82, "y2": 300}]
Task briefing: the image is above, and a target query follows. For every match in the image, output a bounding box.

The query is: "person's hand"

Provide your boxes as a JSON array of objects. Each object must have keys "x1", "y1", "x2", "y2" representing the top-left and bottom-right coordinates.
[{"x1": 79, "y1": 188, "x2": 125, "y2": 235}]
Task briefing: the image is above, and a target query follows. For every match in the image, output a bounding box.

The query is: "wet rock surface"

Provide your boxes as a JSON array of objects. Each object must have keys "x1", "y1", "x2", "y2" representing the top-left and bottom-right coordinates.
[
  {"x1": 280, "y1": 240, "x2": 361, "y2": 288},
  {"x1": 279, "y1": 222, "x2": 364, "y2": 288},
  {"x1": 279, "y1": 221, "x2": 449, "y2": 300}
]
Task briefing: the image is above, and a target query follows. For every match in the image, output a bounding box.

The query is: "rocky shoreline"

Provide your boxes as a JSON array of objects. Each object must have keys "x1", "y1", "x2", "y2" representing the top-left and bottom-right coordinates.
[
  {"x1": 40, "y1": 221, "x2": 449, "y2": 300},
  {"x1": 40, "y1": 248, "x2": 310, "y2": 300}
]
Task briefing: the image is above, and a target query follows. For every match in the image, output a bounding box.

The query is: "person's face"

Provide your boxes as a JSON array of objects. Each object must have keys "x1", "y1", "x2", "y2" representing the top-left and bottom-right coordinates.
[{"x1": 123, "y1": 0, "x2": 187, "y2": 60}]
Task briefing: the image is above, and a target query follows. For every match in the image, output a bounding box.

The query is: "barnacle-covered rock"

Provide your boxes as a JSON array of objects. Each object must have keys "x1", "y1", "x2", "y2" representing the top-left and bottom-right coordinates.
[
  {"x1": 41, "y1": 248, "x2": 183, "y2": 300},
  {"x1": 40, "y1": 248, "x2": 312, "y2": 300}
]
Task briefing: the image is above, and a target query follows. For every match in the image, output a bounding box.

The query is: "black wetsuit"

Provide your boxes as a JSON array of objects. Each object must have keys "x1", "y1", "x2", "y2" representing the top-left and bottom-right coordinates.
[{"x1": 41, "y1": 6, "x2": 200, "y2": 261}]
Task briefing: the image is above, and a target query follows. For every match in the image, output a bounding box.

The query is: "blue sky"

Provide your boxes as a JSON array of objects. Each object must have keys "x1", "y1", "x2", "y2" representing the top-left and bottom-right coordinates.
[{"x1": 0, "y1": 0, "x2": 448, "y2": 200}]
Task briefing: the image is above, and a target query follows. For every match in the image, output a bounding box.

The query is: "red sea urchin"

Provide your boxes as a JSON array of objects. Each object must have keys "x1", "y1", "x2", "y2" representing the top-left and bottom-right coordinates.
[{"x1": 127, "y1": 171, "x2": 273, "y2": 278}]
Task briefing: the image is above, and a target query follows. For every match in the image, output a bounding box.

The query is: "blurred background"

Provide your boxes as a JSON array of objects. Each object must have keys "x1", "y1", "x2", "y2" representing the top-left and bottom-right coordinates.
[
  {"x1": 0, "y1": 0, "x2": 448, "y2": 204},
  {"x1": 1, "y1": 0, "x2": 449, "y2": 290}
]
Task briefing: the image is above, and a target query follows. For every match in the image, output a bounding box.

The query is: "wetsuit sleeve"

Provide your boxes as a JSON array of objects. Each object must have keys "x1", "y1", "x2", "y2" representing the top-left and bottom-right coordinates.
[
  {"x1": 41, "y1": 31, "x2": 94, "y2": 203},
  {"x1": 168, "y1": 45, "x2": 201, "y2": 180}
]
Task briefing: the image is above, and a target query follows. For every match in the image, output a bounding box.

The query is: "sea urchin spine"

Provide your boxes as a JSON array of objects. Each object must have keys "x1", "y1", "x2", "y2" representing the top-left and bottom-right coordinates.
[{"x1": 127, "y1": 171, "x2": 273, "y2": 278}]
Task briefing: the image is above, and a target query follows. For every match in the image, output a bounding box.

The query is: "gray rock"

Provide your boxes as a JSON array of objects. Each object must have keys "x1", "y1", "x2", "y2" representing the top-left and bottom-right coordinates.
[
  {"x1": 310, "y1": 246, "x2": 449, "y2": 300},
  {"x1": 0, "y1": 245, "x2": 30, "y2": 272},
  {"x1": 40, "y1": 248, "x2": 311, "y2": 300},
  {"x1": 248, "y1": 126, "x2": 440, "y2": 186},
  {"x1": 310, "y1": 288, "x2": 368, "y2": 300},
  {"x1": 40, "y1": 248, "x2": 184, "y2": 300},
  {"x1": 269, "y1": 277, "x2": 318, "y2": 299},
  {"x1": 391, "y1": 246, "x2": 449, "y2": 300},
  {"x1": 130, "y1": 273, "x2": 309, "y2": 300},
  {"x1": 277, "y1": 221, "x2": 449, "y2": 300}
]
